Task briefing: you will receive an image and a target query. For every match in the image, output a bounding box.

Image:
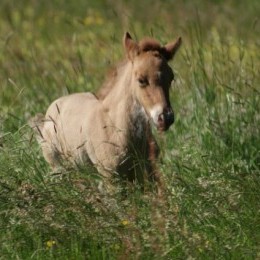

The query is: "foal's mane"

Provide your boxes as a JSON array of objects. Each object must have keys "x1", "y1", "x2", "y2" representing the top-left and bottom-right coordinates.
[
  {"x1": 97, "y1": 60, "x2": 127, "y2": 99},
  {"x1": 139, "y1": 38, "x2": 163, "y2": 53},
  {"x1": 96, "y1": 38, "x2": 165, "y2": 99}
]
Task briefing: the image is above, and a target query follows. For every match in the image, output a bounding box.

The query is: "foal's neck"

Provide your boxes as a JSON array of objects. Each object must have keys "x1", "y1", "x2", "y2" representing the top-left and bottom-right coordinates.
[{"x1": 101, "y1": 61, "x2": 148, "y2": 137}]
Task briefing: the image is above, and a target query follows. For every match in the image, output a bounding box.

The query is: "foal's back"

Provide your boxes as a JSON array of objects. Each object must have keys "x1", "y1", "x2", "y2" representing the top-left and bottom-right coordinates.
[{"x1": 41, "y1": 93, "x2": 101, "y2": 165}]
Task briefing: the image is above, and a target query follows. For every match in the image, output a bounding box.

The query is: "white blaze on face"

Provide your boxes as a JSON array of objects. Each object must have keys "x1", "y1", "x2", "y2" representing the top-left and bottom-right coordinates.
[{"x1": 149, "y1": 104, "x2": 163, "y2": 126}]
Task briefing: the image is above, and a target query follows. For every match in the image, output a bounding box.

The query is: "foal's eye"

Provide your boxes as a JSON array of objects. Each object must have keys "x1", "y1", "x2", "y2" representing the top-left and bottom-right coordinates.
[{"x1": 138, "y1": 77, "x2": 149, "y2": 86}]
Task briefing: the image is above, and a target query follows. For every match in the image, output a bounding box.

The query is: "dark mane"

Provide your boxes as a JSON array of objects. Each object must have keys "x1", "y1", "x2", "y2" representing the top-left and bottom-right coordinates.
[
  {"x1": 139, "y1": 38, "x2": 162, "y2": 52},
  {"x1": 138, "y1": 38, "x2": 170, "y2": 59},
  {"x1": 96, "y1": 60, "x2": 127, "y2": 99}
]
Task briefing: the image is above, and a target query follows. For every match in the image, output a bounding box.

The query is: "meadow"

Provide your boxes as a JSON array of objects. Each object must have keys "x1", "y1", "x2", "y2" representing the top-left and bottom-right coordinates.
[{"x1": 0, "y1": 0, "x2": 259, "y2": 259}]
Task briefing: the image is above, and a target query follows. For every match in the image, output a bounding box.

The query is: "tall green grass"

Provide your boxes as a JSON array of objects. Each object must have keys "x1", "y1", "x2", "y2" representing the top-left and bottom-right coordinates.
[{"x1": 0, "y1": 0, "x2": 259, "y2": 258}]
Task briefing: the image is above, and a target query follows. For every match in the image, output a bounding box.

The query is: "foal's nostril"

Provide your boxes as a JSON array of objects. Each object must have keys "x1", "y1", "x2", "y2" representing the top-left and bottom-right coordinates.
[{"x1": 158, "y1": 113, "x2": 164, "y2": 123}]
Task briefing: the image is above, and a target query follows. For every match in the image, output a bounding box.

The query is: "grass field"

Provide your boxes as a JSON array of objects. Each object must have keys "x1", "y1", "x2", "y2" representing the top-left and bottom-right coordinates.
[{"x1": 0, "y1": 0, "x2": 259, "y2": 259}]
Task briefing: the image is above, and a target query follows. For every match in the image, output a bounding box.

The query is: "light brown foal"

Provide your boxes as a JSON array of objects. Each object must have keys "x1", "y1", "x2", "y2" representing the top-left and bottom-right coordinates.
[{"x1": 31, "y1": 32, "x2": 181, "y2": 190}]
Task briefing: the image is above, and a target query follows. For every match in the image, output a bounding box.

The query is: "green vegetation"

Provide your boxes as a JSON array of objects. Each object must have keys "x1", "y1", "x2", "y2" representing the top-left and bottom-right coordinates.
[{"x1": 0, "y1": 0, "x2": 259, "y2": 258}]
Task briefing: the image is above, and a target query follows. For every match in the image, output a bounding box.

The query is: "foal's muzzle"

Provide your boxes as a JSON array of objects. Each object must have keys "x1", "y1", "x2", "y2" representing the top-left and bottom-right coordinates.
[{"x1": 158, "y1": 107, "x2": 174, "y2": 131}]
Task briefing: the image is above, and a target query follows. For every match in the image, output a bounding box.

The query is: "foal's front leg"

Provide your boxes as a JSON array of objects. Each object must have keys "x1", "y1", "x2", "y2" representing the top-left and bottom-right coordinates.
[{"x1": 147, "y1": 132, "x2": 165, "y2": 196}]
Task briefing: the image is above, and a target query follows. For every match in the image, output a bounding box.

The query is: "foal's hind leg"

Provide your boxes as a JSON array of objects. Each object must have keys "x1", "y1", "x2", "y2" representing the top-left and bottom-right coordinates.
[
  {"x1": 40, "y1": 141, "x2": 63, "y2": 171},
  {"x1": 29, "y1": 114, "x2": 63, "y2": 172}
]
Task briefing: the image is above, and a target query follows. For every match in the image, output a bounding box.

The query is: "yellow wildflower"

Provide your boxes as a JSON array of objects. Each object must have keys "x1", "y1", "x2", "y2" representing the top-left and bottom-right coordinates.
[
  {"x1": 46, "y1": 240, "x2": 56, "y2": 248},
  {"x1": 121, "y1": 219, "x2": 130, "y2": 226}
]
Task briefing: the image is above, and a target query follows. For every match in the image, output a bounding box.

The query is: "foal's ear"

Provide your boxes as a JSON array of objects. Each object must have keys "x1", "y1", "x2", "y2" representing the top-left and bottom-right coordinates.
[
  {"x1": 123, "y1": 32, "x2": 139, "y2": 60},
  {"x1": 164, "y1": 37, "x2": 182, "y2": 60}
]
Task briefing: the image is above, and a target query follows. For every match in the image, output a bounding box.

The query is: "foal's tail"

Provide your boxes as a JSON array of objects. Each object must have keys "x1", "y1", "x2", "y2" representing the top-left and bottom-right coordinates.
[{"x1": 28, "y1": 113, "x2": 45, "y2": 143}]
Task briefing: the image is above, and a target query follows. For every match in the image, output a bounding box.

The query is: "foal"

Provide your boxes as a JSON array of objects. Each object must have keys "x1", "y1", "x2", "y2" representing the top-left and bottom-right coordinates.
[{"x1": 31, "y1": 32, "x2": 181, "y2": 189}]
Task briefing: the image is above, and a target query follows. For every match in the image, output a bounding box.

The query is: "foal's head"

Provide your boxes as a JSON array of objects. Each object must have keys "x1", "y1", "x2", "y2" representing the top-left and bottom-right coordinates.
[{"x1": 124, "y1": 32, "x2": 181, "y2": 131}]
